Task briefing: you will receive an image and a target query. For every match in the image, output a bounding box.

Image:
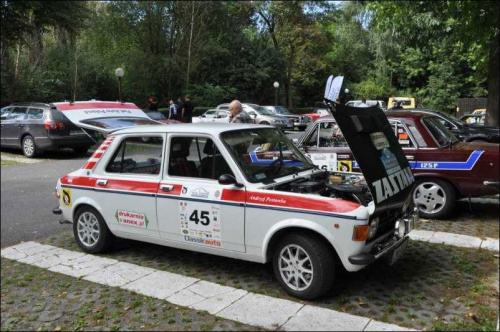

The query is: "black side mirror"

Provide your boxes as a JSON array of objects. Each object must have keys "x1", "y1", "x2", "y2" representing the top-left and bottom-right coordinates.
[{"x1": 218, "y1": 174, "x2": 244, "y2": 188}]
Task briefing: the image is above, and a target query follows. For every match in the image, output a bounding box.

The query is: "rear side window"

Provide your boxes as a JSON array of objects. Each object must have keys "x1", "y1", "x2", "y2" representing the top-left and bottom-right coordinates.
[
  {"x1": 27, "y1": 108, "x2": 45, "y2": 120},
  {"x1": 106, "y1": 137, "x2": 163, "y2": 175},
  {"x1": 390, "y1": 121, "x2": 415, "y2": 148},
  {"x1": 50, "y1": 109, "x2": 67, "y2": 121},
  {"x1": 10, "y1": 107, "x2": 27, "y2": 120}
]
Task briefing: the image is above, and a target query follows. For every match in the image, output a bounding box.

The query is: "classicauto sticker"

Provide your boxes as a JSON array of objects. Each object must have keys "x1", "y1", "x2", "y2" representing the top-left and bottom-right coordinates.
[
  {"x1": 380, "y1": 147, "x2": 401, "y2": 175},
  {"x1": 61, "y1": 188, "x2": 72, "y2": 207},
  {"x1": 370, "y1": 132, "x2": 390, "y2": 150},
  {"x1": 179, "y1": 201, "x2": 222, "y2": 248},
  {"x1": 115, "y1": 210, "x2": 149, "y2": 228},
  {"x1": 309, "y1": 153, "x2": 337, "y2": 171}
]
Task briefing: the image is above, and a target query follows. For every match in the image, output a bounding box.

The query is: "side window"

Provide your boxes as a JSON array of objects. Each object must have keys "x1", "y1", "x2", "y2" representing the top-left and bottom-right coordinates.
[
  {"x1": 304, "y1": 122, "x2": 348, "y2": 148},
  {"x1": 1, "y1": 107, "x2": 11, "y2": 120},
  {"x1": 9, "y1": 107, "x2": 27, "y2": 120},
  {"x1": 391, "y1": 121, "x2": 415, "y2": 148},
  {"x1": 106, "y1": 137, "x2": 163, "y2": 175},
  {"x1": 27, "y1": 108, "x2": 45, "y2": 120},
  {"x1": 168, "y1": 136, "x2": 234, "y2": 180}
]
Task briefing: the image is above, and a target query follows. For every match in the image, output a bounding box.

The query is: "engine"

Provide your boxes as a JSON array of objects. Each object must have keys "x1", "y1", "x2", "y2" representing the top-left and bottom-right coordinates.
[{"x1": 273, "y1": 171, "x2": 372, "y2": 206}]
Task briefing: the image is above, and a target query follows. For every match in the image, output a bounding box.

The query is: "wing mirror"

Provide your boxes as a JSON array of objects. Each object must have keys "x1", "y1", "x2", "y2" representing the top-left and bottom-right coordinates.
[{"x1": 218, "y1": 174, "x2": 244, "y2": 188}]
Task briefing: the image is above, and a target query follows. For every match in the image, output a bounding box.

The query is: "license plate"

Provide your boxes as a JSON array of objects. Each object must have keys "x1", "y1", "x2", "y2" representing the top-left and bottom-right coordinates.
[
  {"x1": 390, "y1": 238, "x2": 408, "y2": 265},
  {"x1": 70, "y1": 130, "x2": 84, "y2": 136}
]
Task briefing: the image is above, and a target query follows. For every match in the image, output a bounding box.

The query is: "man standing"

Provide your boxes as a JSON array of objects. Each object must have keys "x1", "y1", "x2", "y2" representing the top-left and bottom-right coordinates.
[
  {"x1": 168, "y1": 100, "x2": 178, "y2": 120},
  {"x1": 389, "y1": 99, "x2": 403, "y2": 110},
  {"x1": 229, "y1": 100, "x2": 252, "y2": 123},
  {"x1": 358, "y1": 98, "x2": 369, "y2": 107},
  {"x1": 181, "y1": 95, "x2": 194, "y2": 123}
]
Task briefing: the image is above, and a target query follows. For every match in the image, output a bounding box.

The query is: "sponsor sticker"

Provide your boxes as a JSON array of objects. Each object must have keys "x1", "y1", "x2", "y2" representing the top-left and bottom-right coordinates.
[
  {"x1": 61, "y1": 188, "x2": 72, "y2": 207},
  {"x1": 337, "y1": 160, "x2": 352, "y2": 172},
  {"x1": 192, "y1": 188, "x2": 209, "y2": 198},
  {"x1": 370, "y1": 132, "x2": 390, "y2": 150},
  {"x1": 115, "y1": 209, "x2": 149, "y2": 228},
  {"x1": 179, "y1": 201, "x2": 222, "y2": 248},
  {"x1": 380, "y1": 147, "x2": 401, "y2": 175}
]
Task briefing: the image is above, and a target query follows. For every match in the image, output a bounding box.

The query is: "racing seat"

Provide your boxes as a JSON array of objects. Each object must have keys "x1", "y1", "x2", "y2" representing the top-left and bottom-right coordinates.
[
  {"x1": 199, "y1": 140, "x2": 233, "y2": 179},
  {"x1": 168, "y1": 141, "x2": 198, "y2": 177}
]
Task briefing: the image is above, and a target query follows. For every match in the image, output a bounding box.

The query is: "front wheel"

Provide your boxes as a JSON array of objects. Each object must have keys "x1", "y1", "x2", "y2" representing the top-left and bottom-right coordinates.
[
  {"x1": 73, "y1": 206, "x2": 114, "y2": 254},
  {"x1": 413, "y1": 179, "x2": 456, "y2": 219},
  {"x1": 272, "y1": 233, "x2": 335, "y2": 300}
]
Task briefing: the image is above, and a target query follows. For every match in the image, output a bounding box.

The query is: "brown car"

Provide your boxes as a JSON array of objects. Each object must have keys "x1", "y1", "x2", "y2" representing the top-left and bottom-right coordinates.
[{"x1": 297, "y1": 110, "x2": 499, "y2": 219}]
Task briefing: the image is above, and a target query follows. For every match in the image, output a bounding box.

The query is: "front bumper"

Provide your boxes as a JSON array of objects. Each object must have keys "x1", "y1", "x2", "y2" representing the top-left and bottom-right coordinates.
[
  {"x1": 348, "y1": 207, "x2": 419, "y2": 265},
  {"x1": 484, "y1": 181, "x2": 499, "y2": 191}
]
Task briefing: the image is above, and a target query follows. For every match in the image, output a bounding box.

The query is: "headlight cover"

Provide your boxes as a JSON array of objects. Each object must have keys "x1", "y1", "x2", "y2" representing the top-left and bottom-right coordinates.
[{"x1": 369, "y1": 217, "x2": 379, "y2": 239}]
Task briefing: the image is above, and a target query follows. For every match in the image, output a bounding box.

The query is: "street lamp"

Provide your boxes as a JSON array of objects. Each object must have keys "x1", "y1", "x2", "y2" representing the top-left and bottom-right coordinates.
[
  {"x1": 115, "y1": 68, "x2": 124, "y2": 102},
  {"x1": 273, "y1": 81, "x2": 279, "y2": 106},
  {"x1": 344, "y1": 88, "x2": 349, "y2": 94}
]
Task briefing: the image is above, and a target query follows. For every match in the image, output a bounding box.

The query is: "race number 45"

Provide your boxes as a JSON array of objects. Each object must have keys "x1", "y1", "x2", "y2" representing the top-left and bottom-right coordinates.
[{"x1": 189, "y1": 210, "x2": 210, "y2": 226}]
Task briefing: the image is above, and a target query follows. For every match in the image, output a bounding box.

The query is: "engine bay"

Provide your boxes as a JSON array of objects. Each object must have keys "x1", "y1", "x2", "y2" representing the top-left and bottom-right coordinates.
[{"x1": 271, "y1": 171, "x2": 373, "y2": 206}]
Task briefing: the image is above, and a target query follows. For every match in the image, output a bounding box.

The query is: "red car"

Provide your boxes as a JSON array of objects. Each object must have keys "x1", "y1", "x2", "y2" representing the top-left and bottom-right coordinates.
[
  {"x1": 297, "y1": 110, "x2": 499, "y2": 219},
  {"x1": 301, "y1": 108, "x2": 332, "y2": 122}
]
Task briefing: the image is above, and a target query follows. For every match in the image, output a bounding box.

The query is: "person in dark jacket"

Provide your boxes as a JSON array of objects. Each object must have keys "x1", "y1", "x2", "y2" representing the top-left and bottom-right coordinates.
[
  {"x1": 147, "y1": 96, "x2": 159, "y2": 111},
  {"x1": 181, "y1": 95, "x2": 194, "y2": 123}
]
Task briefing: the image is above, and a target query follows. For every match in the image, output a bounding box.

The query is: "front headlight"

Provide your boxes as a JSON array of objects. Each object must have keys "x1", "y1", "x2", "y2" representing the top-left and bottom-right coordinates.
[
  {"x1": 395, "y1": 219, "x2": 406, "y2": 239},
  {"x1": 369, "y1": 217, "x2": 379, "y2": 239}
]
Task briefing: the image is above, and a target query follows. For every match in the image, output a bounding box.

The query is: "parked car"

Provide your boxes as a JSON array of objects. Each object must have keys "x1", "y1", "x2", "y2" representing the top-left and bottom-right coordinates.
[
  {"x1": 141, "y1": 111, "x2": 181, "y2": 142},
  {"x1": 388, "y1": 97, "x2": 415, "y2": 109},
  {"x1": 472, "y1": 108, "x2": 486, "y2": 115},
  {"x1": 301, "y1": 108, "x2": 332, "y2": 122},
  {"x1": 1, "y1": 102, "x2": 94, "y2": 157},
  {"x1": 460, "y1": 113, "x2": 485, "y2": 125},
  {"x1": 53, "y1": 103, "x2": 417, "y2": 300},
  {"x1": 297, "y1": 109, "x2": 499, "y2": 219},
  {"x1": 263, "y1": 105, "x2": 311, "y2": 130},
  {"x1": 394, "y1": 109, "x2": 499, "y2": 143},
  {"x1": 345, "y1": 100, "x2": 387, "y2": 111},
  {"x1": 214, "y1": 103, "x2": 293, "y2": 130},
  {"x1": 192, "y1": 109, "x2": 230, "y2": 124}
]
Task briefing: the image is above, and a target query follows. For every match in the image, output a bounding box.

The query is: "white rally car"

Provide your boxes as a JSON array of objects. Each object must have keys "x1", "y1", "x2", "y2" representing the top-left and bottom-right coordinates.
[{"x1": 53, "y1": 93, "x2": 418, "y2": 300}]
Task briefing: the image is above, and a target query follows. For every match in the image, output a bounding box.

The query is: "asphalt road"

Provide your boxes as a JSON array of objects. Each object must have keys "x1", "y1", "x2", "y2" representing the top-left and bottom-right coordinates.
[
  {"x1": 0, "y1": 130, "x2": 304, "y2": 247},
  {"x1": 1, "y1": 152, "x2": 89, "y2": 247}
]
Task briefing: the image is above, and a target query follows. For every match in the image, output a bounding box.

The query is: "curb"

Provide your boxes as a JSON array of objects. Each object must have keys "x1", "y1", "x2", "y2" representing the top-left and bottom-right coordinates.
[
  {"x1": 1, "y1": 242, "x2": 416, "y2": 331},
  {"x1": 410, "y1": 230, "x2": 499, "y2": 251}
]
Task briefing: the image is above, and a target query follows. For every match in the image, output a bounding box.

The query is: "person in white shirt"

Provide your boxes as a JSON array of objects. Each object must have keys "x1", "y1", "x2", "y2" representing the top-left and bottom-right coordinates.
[{"x1": 358, "y1": 98, "x2": 369, "y2": 108}]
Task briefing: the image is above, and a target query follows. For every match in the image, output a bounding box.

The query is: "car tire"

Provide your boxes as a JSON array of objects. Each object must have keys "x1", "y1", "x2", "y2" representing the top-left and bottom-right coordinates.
[
  {"x1": 73, "y1": 147, "x2": 89, "y2": 155},
  {"x1": 260, "y1": 121, "x2": 270, "y2": 125},
  {"x1": 141, "y1": 137, "x2": 151, "y2": 143},
  {"x1": 413, "y1": 178, "x2": 456, "y2": 219},
  {"x1": 22, "y1": 135, "x2": 38, "y2": 158},
  {"x1": 73, "y1": 206, "x2": 114, "y2": 254},
  {"x1": 272, "y1": 233, "x2": 335, "y2": 300}
]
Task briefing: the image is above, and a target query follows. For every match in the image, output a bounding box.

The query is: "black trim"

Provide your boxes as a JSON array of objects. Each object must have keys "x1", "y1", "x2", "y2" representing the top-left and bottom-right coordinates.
[
  {"x1": 52, "y1": 207, "x2": 62, "y2": 215},
  {"x1": 348, "y1": 253, "x2": 375, "y2": 265}
]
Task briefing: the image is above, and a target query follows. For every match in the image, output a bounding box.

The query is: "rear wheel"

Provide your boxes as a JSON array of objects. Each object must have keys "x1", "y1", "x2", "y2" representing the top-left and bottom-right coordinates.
[
  {"x1": 272, "y1": 233, "x2": 335, "y2": 300},
  {"x1": 22, "y1": 135, "x2": 38, "y2": 158},
  {"x1": 260, "y1": 121, "x2": 270, "y2": 125},
  {"x1": 73, "y1": 206, "x2": 114, "y2": 254},
  {"x1": 413, "y1": 179, "x2": 456, "y2": 219}
]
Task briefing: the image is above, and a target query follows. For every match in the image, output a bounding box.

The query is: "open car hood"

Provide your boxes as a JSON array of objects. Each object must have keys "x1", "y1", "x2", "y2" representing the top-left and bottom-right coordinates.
[
  {"x1": 332, "y1": 104, "x2": 416, "y2": 213},
  {"x1": 52, "y1": 101, "x2": 163, "y2": 134}
]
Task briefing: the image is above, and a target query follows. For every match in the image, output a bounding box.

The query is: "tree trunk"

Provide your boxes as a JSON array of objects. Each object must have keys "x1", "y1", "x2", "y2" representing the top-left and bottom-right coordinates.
[
  {"x1": 186, "y1": 1, "x2": 195, "y2": 91},
  {"x1": 485, "y1": 34, "x2": 499, "y2": 127},
  {"x1": 73, "y1": 43, "x2": 78, "y2": 102}
]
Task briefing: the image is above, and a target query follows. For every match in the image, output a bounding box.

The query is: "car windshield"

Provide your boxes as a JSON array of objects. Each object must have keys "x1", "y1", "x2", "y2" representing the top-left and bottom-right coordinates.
[
  {"x1": 250, "y1": 105, "x2": 275, "y2": 115},
  {"x1": 220, "y1": 128, "x2": 314, "y2": 183},
  {"x1": 146, "y1": 111, "x2": 166, "y2": 120},
  {"x1": 274, "y1": 106, "x2": 290, "y2": 115},
  {"x1": 422, "y1": 116, "x2": 459, "y2": 147}
]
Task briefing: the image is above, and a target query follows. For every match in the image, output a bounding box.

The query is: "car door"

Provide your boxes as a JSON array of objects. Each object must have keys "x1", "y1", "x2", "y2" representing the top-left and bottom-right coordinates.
[
  {"x1": 389, "y1": 119, "x2": 419, "y2": 168},
  {"x1": 300, "y1": 120, "x2": 349, "y2": 172},
  {"x1": 1, "y1": 107, "x2": 12, "y2": 145},
  {"x1": 2, "y1": 107, "x2": 27, "y2": 147},
  {"x1": 157, "y1": 134, "x2": 245, "y2": 252},
  {"x1": 92, "y1": 134, "x2": 165, "y2": 238}
]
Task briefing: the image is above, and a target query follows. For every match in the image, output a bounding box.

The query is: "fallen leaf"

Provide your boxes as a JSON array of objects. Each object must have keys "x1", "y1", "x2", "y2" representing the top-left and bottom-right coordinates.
[
  {"x1": 494, "y1": 254, "x2": 499, "y2": 258},
  {"x1": 41, "y1": 291, "x2": 49, "y2": 296},
  {"x1": 92, "y1": 307, "x2": 101, "y2": 313},
  {"x1": 140, "y1": 325, "x2": 145, "y2": 329},
  {"x1": 123, "y1": 306, "x2": 130, "y2": 311},
  {"x1": 358, "y1": 298, "x2": 365, "y2": 305},
  {"x1": 434, "y1": 316, "x2": 439, "y2": 321},
  {"x1": 54, "y1": 327, "x2": 61, "y2": 331}
]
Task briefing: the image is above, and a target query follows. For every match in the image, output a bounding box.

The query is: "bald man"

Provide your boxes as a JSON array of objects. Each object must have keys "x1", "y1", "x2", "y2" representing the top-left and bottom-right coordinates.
[{"x1": 229, "y1": 100, "x2": 252, "y2": 123}]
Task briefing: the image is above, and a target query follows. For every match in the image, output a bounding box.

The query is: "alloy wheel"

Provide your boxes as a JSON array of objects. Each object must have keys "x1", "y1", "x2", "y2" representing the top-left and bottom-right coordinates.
[{"x1": 278, "y1": 244, "x2": 314, "y2": 291}]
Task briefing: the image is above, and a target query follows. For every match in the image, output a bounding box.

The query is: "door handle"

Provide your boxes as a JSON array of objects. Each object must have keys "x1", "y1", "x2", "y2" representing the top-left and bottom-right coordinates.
[
  {"x1": 160, "y1": 184, "x2": 174, "y2": 192},
  {"x1": 96, "y1": 179, "x2": 108, "y2": 186}
]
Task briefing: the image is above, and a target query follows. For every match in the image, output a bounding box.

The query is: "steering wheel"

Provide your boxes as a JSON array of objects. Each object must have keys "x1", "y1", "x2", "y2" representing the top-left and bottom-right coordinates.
[{"x1": 265, "y1": 158, "x2": 284, "y2": 177}]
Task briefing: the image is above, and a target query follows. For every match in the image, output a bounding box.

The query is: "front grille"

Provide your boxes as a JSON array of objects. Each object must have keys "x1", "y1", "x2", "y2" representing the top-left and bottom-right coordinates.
[{"x1": 367, "y1": 208, "x2": 401, "y2": 244}]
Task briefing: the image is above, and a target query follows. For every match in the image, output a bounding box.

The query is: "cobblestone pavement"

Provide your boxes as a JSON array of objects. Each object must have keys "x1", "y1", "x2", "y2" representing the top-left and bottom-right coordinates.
[
  {"x1": 42, "y1": 232, "x2": 499, "y2": 331},
  {"x1": 416, "y1": 197, "x2": 499, "y2": 239},
  {"x1": 1, "y1": 258, "x2": 260, "y2": 331}
]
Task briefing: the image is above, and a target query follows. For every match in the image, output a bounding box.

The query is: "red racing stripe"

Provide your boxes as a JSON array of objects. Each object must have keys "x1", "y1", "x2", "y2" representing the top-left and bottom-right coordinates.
[{"x1": 54, "y1": 102, "x2": 140, "y2": 111}]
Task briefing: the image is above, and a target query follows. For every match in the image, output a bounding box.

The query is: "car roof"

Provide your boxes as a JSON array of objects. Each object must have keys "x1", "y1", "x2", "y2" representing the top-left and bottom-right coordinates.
[
  {"x1": 311, "y1": 109, "x2": 440, "y2": 122},
  {"x1": 113, "y1": 123, "x2": 271, "y2": 135}
]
